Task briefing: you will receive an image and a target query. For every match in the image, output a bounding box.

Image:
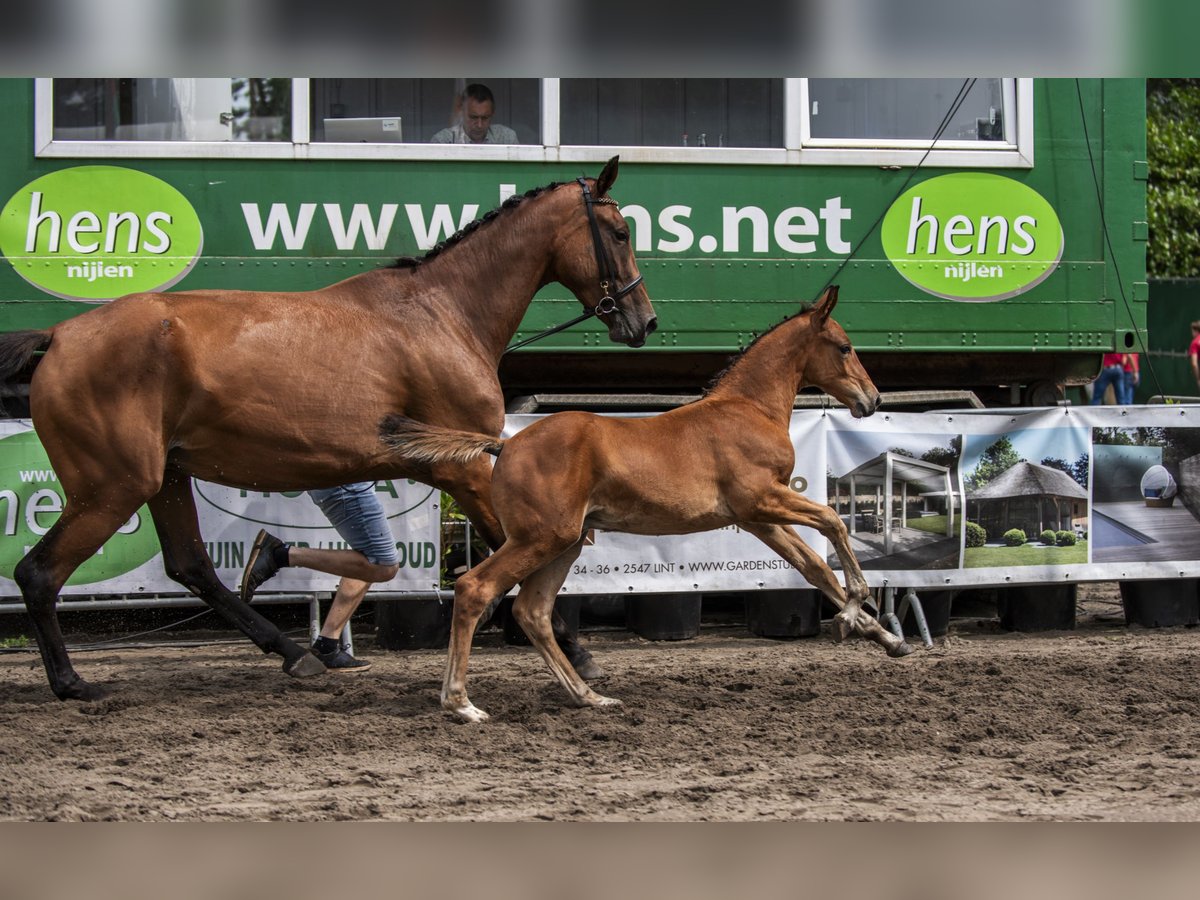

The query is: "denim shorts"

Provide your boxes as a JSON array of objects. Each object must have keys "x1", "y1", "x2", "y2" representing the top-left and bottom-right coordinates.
[{"x1": 306, "y1": 481, "x2": 400, "y2": 566}]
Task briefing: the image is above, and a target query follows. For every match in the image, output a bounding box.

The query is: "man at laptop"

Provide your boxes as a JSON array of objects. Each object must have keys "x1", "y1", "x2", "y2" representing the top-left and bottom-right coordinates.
[{"x1": 432, "y1": 83, "x2": 518, "y2": 145}]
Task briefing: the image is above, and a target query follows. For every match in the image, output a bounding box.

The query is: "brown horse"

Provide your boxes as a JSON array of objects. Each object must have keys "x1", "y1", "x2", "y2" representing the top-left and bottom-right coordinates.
[
  {"x1": 0, "y1": 157, "x2": 656, "y2": 702},
  {"x1": 381, "y1": 286, "x2": 912, "y2": 723}
]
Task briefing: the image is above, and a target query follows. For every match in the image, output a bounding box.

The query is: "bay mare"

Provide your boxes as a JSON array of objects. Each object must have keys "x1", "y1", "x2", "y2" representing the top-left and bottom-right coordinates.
[
  {"x1": 0, "y1": 157, "x2": 656, "y2": 702},
  {"x1": 382, "y1": 286, "x2": 912, "y2": 723}
]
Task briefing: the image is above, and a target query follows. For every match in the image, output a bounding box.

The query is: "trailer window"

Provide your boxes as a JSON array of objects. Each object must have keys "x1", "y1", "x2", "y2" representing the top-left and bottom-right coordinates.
[
  {"x1": 51, "y1": 79, "x2": 291, "y2": 142},
  {"x1": 310, "y1": 78, "x2": 540, "y2": 144},
  {"x1": 559, "y1": 79, "x2": 783, "y2": 149}
]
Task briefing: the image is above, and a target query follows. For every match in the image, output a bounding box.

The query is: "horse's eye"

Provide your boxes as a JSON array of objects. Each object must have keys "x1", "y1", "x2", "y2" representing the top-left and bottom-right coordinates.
[
  {"x1": 840, "y1": 344, "x2": 852, "y2": 355},
  {"x1": 614, "y1": 230, "x2": 629, "y2": 244}
]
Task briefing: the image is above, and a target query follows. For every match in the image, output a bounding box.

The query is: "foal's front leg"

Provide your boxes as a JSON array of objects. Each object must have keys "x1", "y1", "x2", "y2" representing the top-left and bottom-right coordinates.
[{"x1": 746, "y1": 485, "x2": 911, "y2": 656}]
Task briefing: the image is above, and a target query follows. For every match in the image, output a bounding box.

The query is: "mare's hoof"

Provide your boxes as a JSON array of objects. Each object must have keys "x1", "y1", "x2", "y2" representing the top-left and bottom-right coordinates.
[
  {"x1": 888, "y1": 641, "x2": 915, "y2": 658},
  {"x1": 574, "y1": 656, "x2": 604, "y2": 681},
  {"x1": 285, "y1": 652, "x2": 327, "y2": 678},
  {"x1": 58, "y1": 678, "x2": 111, "y2": 702}
]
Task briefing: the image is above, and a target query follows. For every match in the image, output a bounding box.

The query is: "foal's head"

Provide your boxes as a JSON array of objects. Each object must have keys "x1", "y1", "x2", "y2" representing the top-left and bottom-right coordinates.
[
  {"x1": 801, "y1": 286, "x2": 880, "y2": 418},
  {"x1": 553, "y1": 156, "x2": 657, "y2": 347}
]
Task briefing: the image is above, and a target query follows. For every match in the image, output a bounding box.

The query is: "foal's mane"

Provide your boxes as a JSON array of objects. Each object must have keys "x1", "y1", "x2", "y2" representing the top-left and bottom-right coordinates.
[
  {"x1": 388, "y1": 181, "x2": 568, "y2": 270},
  {"x1": 700, "y1": 302, "x2": 816, "y2": 396}
]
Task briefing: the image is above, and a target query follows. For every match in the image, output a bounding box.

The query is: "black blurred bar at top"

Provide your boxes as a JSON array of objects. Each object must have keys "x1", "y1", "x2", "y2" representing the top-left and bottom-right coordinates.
[{"x1": 0, "y1": 0, "x2": 1193, "y2": 76}]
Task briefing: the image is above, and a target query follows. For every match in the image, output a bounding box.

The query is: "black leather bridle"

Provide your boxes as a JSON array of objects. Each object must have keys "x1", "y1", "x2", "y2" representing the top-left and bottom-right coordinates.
[{"x1": 502, "y1": 178, "x2": 644, "y2": 356}]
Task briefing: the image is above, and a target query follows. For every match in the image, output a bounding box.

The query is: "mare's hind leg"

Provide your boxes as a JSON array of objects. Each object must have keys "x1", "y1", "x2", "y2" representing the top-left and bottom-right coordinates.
[
  {"x1": 434, "y1": 456, "x2": 601, "y2": 680},
  {"x1": 742, "y1": 522, "x2": 912, "y2": 657},
  {"x1": 15, "y1": 498, "x2": 145, "y2": 700},
  {"x1": 146, "y1": 466, "x2": 324, "y2": 678},
  {"x1": 510, "y1": 540, "x2": 621, "y2": 710}
]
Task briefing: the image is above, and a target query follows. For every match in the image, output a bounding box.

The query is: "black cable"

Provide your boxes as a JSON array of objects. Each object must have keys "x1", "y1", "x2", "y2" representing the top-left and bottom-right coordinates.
[
  {"x1": 815, "y1": 78, "x2": 978, "y2": 299},
  {"x1": 1074, "y1": 79, "x2": 1164, "y2": 401}
]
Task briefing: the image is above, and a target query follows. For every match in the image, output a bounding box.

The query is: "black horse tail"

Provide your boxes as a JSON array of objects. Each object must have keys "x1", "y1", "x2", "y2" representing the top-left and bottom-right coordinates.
[
  {"x1": 0, "y1": 330, "x2": 51, "y2": 383},
  {"x1": 379, "y1": 414, "x2": 505, "y2": 465}
]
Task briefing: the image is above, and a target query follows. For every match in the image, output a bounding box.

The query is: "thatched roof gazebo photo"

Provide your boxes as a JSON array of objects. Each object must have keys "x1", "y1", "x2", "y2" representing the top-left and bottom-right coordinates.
[{"x1": 966, "y1": 460, "x2": 1088, "y2": 564}]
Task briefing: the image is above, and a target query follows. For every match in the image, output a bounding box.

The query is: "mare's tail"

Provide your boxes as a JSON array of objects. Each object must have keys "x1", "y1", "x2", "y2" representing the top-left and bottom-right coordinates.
[
  {"x1": 0, "y1": 330, "x2": 51, "y2": 384},
  {"x1": 379, "y1": 414, "x2": 505, "y2": 465}
]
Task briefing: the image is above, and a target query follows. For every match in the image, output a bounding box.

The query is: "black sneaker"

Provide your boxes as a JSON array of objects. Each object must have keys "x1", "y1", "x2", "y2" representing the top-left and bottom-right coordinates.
[
  {"x1": 314, "y1": 646, "x2": 372, "y2": 673},
  {"x1": 240, "y1": 529, "x2": 285, "y2": 603}
]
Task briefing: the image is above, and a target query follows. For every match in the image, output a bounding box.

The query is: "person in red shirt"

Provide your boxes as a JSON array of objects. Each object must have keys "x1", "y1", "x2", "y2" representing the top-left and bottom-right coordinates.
[
  {"x1": 1121, "y1": 352, "x2": 1140, "y2": 404},
  {"x1": 1189, "y1": 321, "x2": 1200, "y2": 392},
  {"x1": 1091, "y1": 351, "x2": 1125, "y2": 404}
]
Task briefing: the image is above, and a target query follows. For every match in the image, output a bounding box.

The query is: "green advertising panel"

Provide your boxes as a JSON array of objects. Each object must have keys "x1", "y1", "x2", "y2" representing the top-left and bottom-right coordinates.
[
  {"x1": 0, "y1": 165, "x2": 204, "y2": 301},
  {"x1": 881, "y1": 172, "x2": 1065, "y2": 302}
]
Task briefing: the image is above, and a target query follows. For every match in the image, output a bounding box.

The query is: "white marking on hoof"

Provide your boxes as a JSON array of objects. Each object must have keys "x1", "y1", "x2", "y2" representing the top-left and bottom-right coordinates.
[
  {"x1": 590, "y1": 695, "x2": 623, "y2": 709},
  {"x1": 446, "y1": 702, "x2": 490, "y2": 723}
]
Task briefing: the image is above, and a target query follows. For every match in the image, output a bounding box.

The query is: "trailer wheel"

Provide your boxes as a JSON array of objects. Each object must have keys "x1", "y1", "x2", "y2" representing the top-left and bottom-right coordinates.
[{"x1": 1023, "y1": 380, "x2": 1065, "y2": 407}]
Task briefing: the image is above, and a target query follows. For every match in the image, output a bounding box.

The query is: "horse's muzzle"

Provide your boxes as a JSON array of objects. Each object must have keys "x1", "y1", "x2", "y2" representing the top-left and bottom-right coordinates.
[
  {"x1": 853, "y1": 392, "x2": 881, "y2": 418},
  {"x1": 616, "y1": 313, "x2": 657, "y2": 348}
]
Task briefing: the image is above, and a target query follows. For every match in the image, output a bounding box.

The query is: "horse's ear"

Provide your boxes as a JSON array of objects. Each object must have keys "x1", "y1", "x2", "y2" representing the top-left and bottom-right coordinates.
[
  {"x1": 811, "y1": 285, "x2": 838, "y2": 329},
  {"x1": 596, "y1": 155, "x2": 620, "y2": 198}
]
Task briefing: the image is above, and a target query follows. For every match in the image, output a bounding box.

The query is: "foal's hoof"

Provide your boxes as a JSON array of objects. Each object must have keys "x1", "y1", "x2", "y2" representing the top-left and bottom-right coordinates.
[
  {"x1": 58, "y1": 677, "x2": 111, "y2": 702},
  {"x1": 446, "y1": 703, "x2": 490, "y2": 724},
  {"x1": 888, "y1": 641, "x2": 915, "y2": 658},
  {"x1": 285, "y1": 652, "x2": 327, "y2": 678},
  {"x1": 832, "y1": 616, "x2": 853, "y2": 643},
  {"x1": 586, "y1": 695, "x2": 623, "y2": 710}
]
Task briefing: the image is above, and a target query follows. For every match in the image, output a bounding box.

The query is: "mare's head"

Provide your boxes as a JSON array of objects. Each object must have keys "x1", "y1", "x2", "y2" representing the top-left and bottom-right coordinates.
[
  {"x1": 555, "y1": 156, "x2": 657, "y2": 347},
  {"x1": 801, "y1": 286, "x2": 880, "y2": 418}
]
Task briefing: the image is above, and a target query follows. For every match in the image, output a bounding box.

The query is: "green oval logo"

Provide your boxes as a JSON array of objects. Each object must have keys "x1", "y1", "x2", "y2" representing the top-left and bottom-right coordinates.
[
  {"x1": 0, "y1": 430, "x2": 159, "y2": 585},
  {"x1": 881, "y1": 173, "x2": 1064, "y2": 302},
  {"x1": 0, "y1": 166, "x2": 203, "y2": 301}
]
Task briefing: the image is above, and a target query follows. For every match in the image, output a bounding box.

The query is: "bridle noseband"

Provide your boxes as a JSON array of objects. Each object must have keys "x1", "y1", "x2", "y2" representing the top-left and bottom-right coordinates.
[{"x1": 502, "y1": 178, "x2": 645, "y2": 356}]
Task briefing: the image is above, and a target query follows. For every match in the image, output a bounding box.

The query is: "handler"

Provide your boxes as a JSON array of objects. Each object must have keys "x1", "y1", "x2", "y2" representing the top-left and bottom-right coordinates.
[{"x1": 240, "y1": 482, "x2": 399, "y2": 672}]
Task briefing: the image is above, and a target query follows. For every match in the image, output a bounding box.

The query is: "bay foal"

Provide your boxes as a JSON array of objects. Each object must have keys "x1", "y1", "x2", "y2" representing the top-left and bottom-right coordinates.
[{"x1": 383, "y1": 286, "x2": 912, "y2": 723}]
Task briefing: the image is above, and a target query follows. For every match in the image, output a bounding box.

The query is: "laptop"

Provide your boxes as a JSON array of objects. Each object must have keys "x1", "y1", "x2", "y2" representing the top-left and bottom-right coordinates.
[{"x1": 322, "y1": 117, "x2": 403, "y2": 143}]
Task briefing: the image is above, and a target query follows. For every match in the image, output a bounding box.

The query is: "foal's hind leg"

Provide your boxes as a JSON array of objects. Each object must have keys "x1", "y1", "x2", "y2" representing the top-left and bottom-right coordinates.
[
  {"x1": 15, "y1": 499, "x2": 145, "y2": 700},
  {"x1": 434, "y1": 457, "x2": 602, "y2": 679},
  {"x1": 444, "y1": 537, "x2": 580, "y2": 723},
  {"x1": 510, "y1": 541, "x2": 621, "y2": 710},
  {"x1": 146, "y1": 467, "x2": 324, "y2": 678},
  {"x1": 742, "y1": 521, "x2": 912, "y2": 657}
]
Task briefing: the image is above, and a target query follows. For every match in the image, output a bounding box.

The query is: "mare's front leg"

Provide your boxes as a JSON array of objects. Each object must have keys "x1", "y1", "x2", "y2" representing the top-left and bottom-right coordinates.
[
  {"x1": 147, "y1": 467, "x2": 324, "y2": 678},
  {"x1": 433, "y1": 456, "x2": 602, "y2": 679}
]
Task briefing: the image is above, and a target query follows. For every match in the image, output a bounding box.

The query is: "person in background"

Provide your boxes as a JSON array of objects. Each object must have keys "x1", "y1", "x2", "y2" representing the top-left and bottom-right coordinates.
[
  {"x1": 240, "y1": 482, "x2": 399, "y2": 672},
  {"x1": 1091, "y1": 351, "x2": 1126, "y2": 405},
  {"x1": 1189, "y1": 321, "x2": 1200, "y2": 393},
  {"x1": 431, "y1": 83, "x2": 517, "y2": 145},
  {"x1": 1121, "y1": 352, "x2": 1140, "y2": 404}
]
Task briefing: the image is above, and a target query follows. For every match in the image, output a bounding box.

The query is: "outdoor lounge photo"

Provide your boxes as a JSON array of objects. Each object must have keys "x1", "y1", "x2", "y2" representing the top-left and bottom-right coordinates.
[
  {"x1": 826, "y1": 429, "x2": 963, "y2": 571},
  {"x1": 1092, "y1": 426, "x2": 1200, "y2": 564},
  {"x1": 962, "y1": 427, "x2": 1089, "y2": 568}
]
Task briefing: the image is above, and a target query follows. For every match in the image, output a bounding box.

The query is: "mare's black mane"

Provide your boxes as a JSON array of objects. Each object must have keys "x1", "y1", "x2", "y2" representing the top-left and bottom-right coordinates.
[{"x1": 388, "y1": 182, "x2": 566, "y2": 270}]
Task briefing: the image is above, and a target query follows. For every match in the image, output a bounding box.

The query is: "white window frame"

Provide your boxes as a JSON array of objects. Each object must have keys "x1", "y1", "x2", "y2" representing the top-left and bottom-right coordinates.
[{"x1": 35, "y1": 77, "x2": 1033, "y2": 168}]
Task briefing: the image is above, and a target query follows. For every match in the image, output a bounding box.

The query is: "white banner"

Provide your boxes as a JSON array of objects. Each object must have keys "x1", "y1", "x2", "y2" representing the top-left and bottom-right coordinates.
[
  {"x1": 506, "y1": 404, "x2": 1200, "y2": 593},
  {"x1": 7, "y1": 404, "x2": 1200, "y2": 599},
  {"x1": 0, "y1": 420, "x2": 440, "y2": 597}
]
